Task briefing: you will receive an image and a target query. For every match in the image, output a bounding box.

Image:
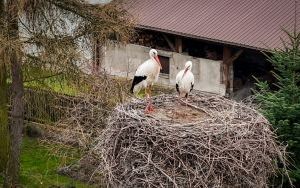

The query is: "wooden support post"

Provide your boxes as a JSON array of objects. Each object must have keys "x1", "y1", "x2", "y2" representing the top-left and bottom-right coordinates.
[
  {"x1": 95, "y1": 40, "x2": 101, "y2": 67},
  {"x1": 92, "y1": 39, "x2": 103, "y2": 73},
  {"x1": 229, "y1": 64, "x2": 234, "y2": 95},
  {"x1": 175, "y1": 37, "x2": 182, "y2": 53},
  {"x1": 92, "y1": 38, "x2": 97, "y2": 72},
  {"x1": 222, "y1": 46, "x2": 243, "y2": 96},
  {"x1": 222, "y1": 46, "x2": 231, "y2": 87}
]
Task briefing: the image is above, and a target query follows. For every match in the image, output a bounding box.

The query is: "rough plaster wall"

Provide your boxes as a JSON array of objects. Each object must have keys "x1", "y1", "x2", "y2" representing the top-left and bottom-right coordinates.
[
  {"x1": 102, "y1": 44, "x2": 226, "y2": 95},
  {"x1": 198, "y1": 58, "x2": 226, "y2": 94},
  {"x1": 103, "y1": 44, "x2": 149, "y2": 77}
]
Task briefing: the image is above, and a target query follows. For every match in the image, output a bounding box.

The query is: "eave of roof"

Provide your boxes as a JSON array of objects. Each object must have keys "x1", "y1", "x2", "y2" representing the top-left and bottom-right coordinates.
[
  {"x1": 127, "y1": 0, "x2": 299, "y2": 51},
  {"x1": 137, "y1": 25, "x2": 268, "y2": 51}
]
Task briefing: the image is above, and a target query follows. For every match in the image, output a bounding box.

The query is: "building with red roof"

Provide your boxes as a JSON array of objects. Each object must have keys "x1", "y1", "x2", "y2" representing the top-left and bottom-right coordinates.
[{"x1": 96, "y1": 0, "x2": 299, "y2": 98}]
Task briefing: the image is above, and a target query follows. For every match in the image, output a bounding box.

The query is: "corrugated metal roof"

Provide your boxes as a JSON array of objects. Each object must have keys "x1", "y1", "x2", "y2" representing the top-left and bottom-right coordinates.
[{"x1": 127, "y1": 0, "x2": 300, "y2": 50}]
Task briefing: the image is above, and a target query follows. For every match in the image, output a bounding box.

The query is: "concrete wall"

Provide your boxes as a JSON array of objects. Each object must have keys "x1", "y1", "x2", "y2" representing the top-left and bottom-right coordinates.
[{"x1": 102, "y1": 44, "x2": 226, "y2": 95}]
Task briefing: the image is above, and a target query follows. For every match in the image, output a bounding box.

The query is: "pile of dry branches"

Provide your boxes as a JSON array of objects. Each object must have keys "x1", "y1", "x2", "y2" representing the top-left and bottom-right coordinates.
[
  {"x1": 92, "y1": 92, "x2": 288, "y2": 187},
  {"x1": 44, "y1": 94, "x2": 107, "y2": 148},
  {"x1": 43, "y1": 74, "x2": 131, "y2": 149}
]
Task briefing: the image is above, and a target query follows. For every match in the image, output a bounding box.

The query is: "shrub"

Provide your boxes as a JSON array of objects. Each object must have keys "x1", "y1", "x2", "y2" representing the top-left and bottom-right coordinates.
[{"x1": 255, "y1": 30, "x2": 300, "y2": 186}]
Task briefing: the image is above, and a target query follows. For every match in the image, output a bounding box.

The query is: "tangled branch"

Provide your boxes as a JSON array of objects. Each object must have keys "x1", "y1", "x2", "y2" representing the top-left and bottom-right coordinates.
[{"x1": 92, "y1": 92, "x2": 289, "y2": 187}]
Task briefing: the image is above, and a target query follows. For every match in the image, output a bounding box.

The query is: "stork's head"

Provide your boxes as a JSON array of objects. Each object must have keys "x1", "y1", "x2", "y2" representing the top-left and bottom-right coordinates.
[
  {"x1": 182, "y1": 61, "x2": 193, "y2": 78},
  {"x1": 184, "y1": 61, "x2": 193, "y2": 71},
  {"x1": 149, "y1": 49, "x2": 162, "y2": 69}
]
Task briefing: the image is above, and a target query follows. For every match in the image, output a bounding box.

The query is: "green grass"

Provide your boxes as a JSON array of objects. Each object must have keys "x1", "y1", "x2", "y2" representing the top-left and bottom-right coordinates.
[
  {"x1": 1, "y1": 137, "x2": 94, "y2": 188},
  {"x1": 22, "y1": 65, "x2": 80, "y2": 96},
  {"x1": 24, "y1": 76, "x2": 78, "y2": 96}
]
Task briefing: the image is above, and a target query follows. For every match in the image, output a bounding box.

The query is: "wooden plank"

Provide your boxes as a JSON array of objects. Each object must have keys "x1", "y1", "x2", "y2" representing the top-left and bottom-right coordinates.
[
  {"x1": 222, "y1": 46, "x2": 232, "y2": 86},
  {"x1": 93, "y1": 39, "x2": 104, "y2": 73},
  {"x1": 175, "y1": 37, "x2": 182, "y2": 53},
  {"x1": 224, "y1": 49, "x2": 243, "y2": 65},
  {"x1": 222, "y1": 46, "x2": 243, "y2": 96}
]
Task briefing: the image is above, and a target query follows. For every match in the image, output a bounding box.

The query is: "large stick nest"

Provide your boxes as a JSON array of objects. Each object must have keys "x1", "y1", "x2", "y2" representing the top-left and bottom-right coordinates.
[{"x1": 93, "y1": 92, "x2": 286, "y2": 188}]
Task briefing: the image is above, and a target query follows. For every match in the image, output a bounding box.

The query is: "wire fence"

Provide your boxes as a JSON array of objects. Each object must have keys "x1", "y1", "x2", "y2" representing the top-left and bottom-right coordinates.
[{"x1": 9, "y1": 88, "x2": 84, "y2": 124}]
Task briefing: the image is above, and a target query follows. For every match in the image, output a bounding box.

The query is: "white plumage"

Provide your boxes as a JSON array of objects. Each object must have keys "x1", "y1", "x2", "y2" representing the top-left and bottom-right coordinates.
[
  {"x1": 130, "y1": 49, "x2": 161, "y2": 113},
  {"x1": 176, "y1": 61, "x2": 195, "y2": 98},
  {"x1": 131, "y1": 49, "x2": 161, "y2": 94}
]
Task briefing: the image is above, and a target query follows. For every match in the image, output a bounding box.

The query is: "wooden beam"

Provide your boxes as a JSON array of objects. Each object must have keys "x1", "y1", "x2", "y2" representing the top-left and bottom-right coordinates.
[
  {"x1": 221, "y1": 46, "x2": 243, "y2": 96},
  {"x1": 162, "y1": 34, "x2": 176, "y2": 52},
  {"x1": 175, "y1": 37, "x2": 182, "y2": 53},
  {"x1": 224, "y1": 49, "x2": 243, "y2": 65},
  {"x1": 221, "y1": 46, "x2": 231, "y2": 85},
  {"x1": 92, "y1": 39, "x2": 103, "y2": 73}
]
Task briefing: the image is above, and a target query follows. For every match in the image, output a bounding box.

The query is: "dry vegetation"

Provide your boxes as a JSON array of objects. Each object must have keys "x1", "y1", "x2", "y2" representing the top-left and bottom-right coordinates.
[
  {"x1": 90, "y1": 93, "x2": 288, "y2": 188},
  {"x1": 39, "y1": 74, "x2": 289, "y2": 187},
  {"x1": 41, "y1": 74, "x2": 130, "y2": 148},
  {"x1": 41, "y1": 73, "x2": 173, "y2": 148}
]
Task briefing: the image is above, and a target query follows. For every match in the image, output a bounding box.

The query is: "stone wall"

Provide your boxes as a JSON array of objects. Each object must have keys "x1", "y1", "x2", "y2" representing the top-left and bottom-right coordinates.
[{"x1": 102, "y1": 44, "x2": 226, "y2": 95}]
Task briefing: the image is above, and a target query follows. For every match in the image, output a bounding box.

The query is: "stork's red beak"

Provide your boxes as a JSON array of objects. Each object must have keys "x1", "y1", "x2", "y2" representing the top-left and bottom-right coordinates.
[
  {"x1": 154, "y1": 56, "x2": 162, "y2": 70},
  {"x1": 182, "y1": 66, "x2": 190, "y2": 79}
]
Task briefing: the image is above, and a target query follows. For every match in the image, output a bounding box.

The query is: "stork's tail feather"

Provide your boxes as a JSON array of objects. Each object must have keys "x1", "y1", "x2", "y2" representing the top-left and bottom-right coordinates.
[
  {"x1": 190, "y1": 83, "x2": 194, "y2": 92},
  {"x1": 176, "y1": 83, "x2": 179, "y2": 94}
]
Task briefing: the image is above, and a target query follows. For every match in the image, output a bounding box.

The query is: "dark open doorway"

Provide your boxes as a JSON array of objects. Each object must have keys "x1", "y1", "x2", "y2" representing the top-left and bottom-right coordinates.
[{"x1": 233, "y1": 49, "x2": 274, "y2": 100}]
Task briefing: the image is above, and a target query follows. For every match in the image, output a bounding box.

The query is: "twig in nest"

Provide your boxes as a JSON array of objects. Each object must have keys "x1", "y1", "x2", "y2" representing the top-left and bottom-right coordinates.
[
  {"x1": 91, "y1": 92, "x2": 289, "y2": 188},
  {"x1": 179, "y1": 98, "x2": 212, "y2": 116}
]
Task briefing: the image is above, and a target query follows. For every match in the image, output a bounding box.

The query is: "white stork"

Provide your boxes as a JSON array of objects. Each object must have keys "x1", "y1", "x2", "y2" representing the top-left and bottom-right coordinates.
[
  {"x1": 130, "y1": 49, "x2": 162, "y2": 113},
  {"x1": 176, "y1": 61, "x2": 194, "y2": 98}
]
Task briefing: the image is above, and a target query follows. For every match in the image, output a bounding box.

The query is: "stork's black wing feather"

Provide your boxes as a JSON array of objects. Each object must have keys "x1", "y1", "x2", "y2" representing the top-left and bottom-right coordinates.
[
  {"x1": 176, "y1": 83, "x2": 179, "y2": 93},
  {"x1": 130, "y1": 76, "x2": 147, "y2": 93},
  {"x1": 190, "y1": 83, "x2": 194, "y2": 92}
]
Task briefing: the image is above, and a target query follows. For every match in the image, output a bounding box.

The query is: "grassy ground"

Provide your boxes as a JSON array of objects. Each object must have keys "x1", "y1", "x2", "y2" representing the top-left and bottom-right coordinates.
[
  {"x1": 24, "y1": 76, "x2": 78, "y2": 96},
  {"x1": 23, "y1": 66, "x2": 175, "y2": 98},
  {"x1": 1, "y1": 70, "x2": 174, "y2": 187},
  {"x1": 22, "y1": 65, "x2": 80, "y2": 96},
  {"x1": 0, "y1": 137, "x2": 94, "y2": 188}
]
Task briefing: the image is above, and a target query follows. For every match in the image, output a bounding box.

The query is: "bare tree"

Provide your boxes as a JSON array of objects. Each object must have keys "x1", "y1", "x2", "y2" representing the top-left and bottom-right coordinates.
[
  {"x1": 0, "y1": 0, "x2": 134, "y2": 186},
  {"x1": 0, "y1": 0, "x2": 9, "y2": 174},
  {"x1": 3, "y1": 1, "x2": 25, "y2": 186}
]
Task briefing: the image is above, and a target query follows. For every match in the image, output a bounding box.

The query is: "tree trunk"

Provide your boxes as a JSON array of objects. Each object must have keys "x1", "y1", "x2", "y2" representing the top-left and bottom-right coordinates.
[
  {"x1": 3, "y1": 0, "x2": 24, "y2": 187},
  {"x1": 0, "y1": 0, "x2": 10, "y2": 174},
  {"x1": 0, "y1": 52, "x2": 9, "y2": 174}
]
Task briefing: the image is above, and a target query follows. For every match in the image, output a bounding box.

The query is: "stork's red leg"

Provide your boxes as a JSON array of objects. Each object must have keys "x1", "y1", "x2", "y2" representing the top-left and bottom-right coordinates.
[
  {"x1": 185, "y1": 95, "x2": 188, "y2": 107},
  {"x1": 148, "y1": 85, "x2": 155, "y2": 112},
  {"x1": 144, "y1": 85, "x2": 155, "y2": 113},
  {"x1": 144, "y1": 86, "x2": 151, "y2": 113}
]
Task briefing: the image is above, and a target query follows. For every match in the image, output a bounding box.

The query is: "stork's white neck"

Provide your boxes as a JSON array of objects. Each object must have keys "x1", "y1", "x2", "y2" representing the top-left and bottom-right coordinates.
[{"x1": 150, "y1": 56, "x2": 162, "y2": 70}]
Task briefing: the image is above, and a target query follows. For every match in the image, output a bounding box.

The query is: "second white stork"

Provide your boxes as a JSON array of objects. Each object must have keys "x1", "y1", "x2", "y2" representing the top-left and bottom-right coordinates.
[
  {"x1": 130, "y1": 49, "x2": 162, "y2": 113},
  {"x1": 176, "y1": 61, "x2": 194, "y2": 98}
]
